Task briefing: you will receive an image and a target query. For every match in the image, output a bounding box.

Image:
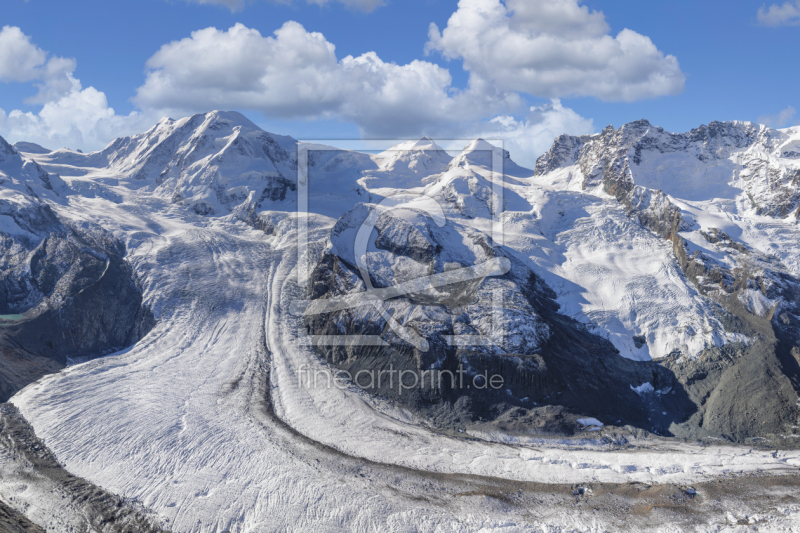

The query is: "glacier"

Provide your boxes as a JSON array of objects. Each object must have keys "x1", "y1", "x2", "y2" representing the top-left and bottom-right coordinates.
[{"x1": 1, "y1": 111, "x2": 800, "y2": 531}]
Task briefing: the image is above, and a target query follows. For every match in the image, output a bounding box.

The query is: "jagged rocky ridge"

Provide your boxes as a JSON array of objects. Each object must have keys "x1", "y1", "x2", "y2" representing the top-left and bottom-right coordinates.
[
  {"x1": 536, "y1": 120, "x2": 800, "y2": 219},
  {"x1": 535, "y1": 120, "x2": 800, "y2": 441},
  {"x1": 536, "y1": 120, "x2": 800, "y2": 307}
]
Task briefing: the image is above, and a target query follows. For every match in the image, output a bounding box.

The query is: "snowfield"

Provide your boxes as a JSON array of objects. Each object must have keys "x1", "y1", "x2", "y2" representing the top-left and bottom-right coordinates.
[{"x1": 3, "y1": 113, "x2": 800, "y2": 531}]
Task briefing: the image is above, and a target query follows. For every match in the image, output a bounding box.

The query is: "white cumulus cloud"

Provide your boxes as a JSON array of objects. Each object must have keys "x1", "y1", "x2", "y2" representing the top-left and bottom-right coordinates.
[
  {"x1": 425, "y1": 0, "x2": 685, "y2": 102},
  {"x1": 0, "y1": 25, "x2": 78, "y2": 104},
  {"x1": 0, "y1": 25, "x2": 50, "y2": 82},
  {"x1": 9, "y1": 6, "x2": 679, "y2": 162},
  {"x1": 0, "y1": 26, "x2": 155, "y2": 151},
  {"x1": 757, "y1": 1, "x2": 800, "y2": 26},
  {"x1": 462, "y1": 99, "x2": 595, "y2": 168},
  {"x1": 0, "y1": 22, "x2": 598, "y2": 158},
  {"x1": 134, "y1": 22, "x2": 521, "y2": 137}
]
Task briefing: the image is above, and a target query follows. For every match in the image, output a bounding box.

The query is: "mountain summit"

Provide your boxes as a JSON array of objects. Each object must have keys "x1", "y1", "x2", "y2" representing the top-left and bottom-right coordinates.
[{"x1": 374, "y1": 136, "x2": 452, "y2": 177}]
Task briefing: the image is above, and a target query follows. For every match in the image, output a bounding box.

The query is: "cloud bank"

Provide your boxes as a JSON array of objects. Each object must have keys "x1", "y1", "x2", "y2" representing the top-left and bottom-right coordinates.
[
  {"x1": 1, "y1": 1, "x2": 684, "y2": 159},
  {"x1": 134, "y1": 22, "x2": 521, "y2": 138},
  {"x1": 0, "y1": 25, "x2": 78, "y2": 104},
  {"x1": 0, "y1": 26, "x2": 154, "y2": 151}
]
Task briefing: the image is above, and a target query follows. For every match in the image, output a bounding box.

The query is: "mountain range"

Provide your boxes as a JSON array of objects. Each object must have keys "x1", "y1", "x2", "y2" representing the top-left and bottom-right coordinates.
[{"x1": 1, "y1": 111, "x2": 800, "y2": 531}]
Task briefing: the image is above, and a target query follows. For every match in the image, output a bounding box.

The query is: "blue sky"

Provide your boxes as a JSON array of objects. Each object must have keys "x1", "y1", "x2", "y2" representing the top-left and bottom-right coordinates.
[{"x1": 1, "y1": 0, "x2": 798, "y2": 166}]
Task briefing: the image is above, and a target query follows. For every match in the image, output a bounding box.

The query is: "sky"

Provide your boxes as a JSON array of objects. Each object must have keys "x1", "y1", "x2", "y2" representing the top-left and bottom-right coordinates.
[{"x1": 1, "y1": 0, "x2": 799, "y2": 167}]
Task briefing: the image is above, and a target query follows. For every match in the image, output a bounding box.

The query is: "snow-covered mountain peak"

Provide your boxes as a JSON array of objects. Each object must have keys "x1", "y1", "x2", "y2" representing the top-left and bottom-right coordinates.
[
  {"x1": 38, "y1": 110, "x2": 295, "y2": 175},
  {"x1": 459, "y1": 138, "x2": 500, "y2": 156},
  {"x1": 390, "y1": 136, "x2": 441, "y2": 151},
  {"x1": 449, "y1": 139, "x2": 502, "y2": 170},
  {"x1": 196, "y1": 109, "x2": 259, "y2": 129},
  {"x1": 447, "y1": 138, "x2": 531, "y2": 178},
  {"x1": 150, "y1": 110, "x2": 259, "y2": 135},
  {"x1": 12, "y1": 141, "x2": 52, "y2": 155},
  {"x1": 373, "y1": 136, "x2": 452, "y2": 177},
  {"x1": 8, "y1": 111, "x2": 306, "y2": 221}
]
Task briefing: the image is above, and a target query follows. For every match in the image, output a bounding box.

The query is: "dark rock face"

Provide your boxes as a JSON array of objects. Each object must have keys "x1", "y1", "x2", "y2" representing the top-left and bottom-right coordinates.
[
  {"x1": 664, "y1": 293, "x2": 800, "y2": 442},
  {"x1": 303, "y1": 205, "x2": 695, "y2": 436},
  {"x1": 231, "y1": 176, "x2": 297, "y2": 231},
  {"x1": 1, "y1": 134, "x2": 155, "y2": 401},
  {"x1": 534, "y1": 133, "x2": 593, "y2": 176},
  {"x1": 0, "y1": 204, "x2": 154, "y2": 402},
  {"x1": 665, "y1": 338, "x2": 799, "y2": 442}
]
